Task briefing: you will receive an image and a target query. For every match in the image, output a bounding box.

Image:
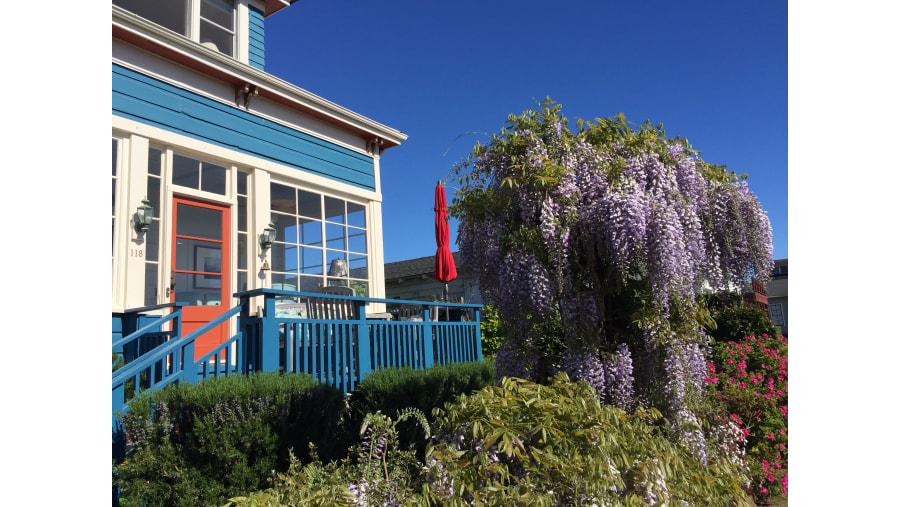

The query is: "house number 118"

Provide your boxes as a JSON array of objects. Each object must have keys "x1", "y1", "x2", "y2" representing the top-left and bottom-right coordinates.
[{"x1": 131, "y1": 249, "x2": 144, "y2": 257}]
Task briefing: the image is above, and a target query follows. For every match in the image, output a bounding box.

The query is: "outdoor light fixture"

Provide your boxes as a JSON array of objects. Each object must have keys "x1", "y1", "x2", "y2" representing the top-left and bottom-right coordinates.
[
  {"x1": 132, "y1": 198, "x2": 154, "y2": 233},
  {"x1": 259, "y1": 221, "x2": 276, "y2": 252}
]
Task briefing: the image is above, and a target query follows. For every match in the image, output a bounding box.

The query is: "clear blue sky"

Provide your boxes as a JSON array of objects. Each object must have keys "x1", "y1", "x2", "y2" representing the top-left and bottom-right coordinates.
[{"x1": 265, "y1": 1, "x2": 788, "y2": 265}]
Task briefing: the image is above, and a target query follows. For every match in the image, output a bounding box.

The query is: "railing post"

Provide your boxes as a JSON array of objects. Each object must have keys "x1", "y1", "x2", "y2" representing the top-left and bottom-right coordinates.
[
  {"x1": 422, "y1": 308, "x2": 435, "y2": 369},
  {"x1": 474, "y1": 309, "x2": 483, "y2": 362},
  {"x1": 260, "y1": 292, "x2": 280, "y2": 373},
  {"x1": 357, "y1": 301, "x2": 371, "y2": 386},
  {"x1": 239, "y1": 294, "x2": 252, "y2": 374}
]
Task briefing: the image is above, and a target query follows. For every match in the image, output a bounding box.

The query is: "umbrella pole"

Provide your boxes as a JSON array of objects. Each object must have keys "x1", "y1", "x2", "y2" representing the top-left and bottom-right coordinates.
[{"x1": 444, "y1": 282, "x2": 450, "y2": 321}]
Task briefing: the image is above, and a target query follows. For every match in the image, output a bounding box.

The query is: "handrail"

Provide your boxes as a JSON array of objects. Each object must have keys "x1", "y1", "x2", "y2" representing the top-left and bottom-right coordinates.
[
  {"x1": 116, "y1": 302, "x2": 186, "y2": 314},
  {"x1": 112, "y1": 310, "x2": 181, "y2": 351},
  {"x1": 112, "y1": 305, "x2": 242, "y2": 386},
  {"x1": 235, "y1": 288, "x2": 483, "y2": 308}
]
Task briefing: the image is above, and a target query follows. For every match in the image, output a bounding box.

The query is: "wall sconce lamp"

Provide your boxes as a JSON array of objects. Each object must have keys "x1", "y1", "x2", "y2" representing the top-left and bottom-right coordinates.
[
  {"x1": 259, "y1": 221, "x2": 276, "y2": 252},
  {"x1": 132, "y1": 198, "x2": 154, "y2": 234}
]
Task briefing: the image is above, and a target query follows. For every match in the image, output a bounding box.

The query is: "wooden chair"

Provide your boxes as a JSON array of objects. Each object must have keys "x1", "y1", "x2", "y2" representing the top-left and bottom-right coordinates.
[{"x1": 307, "y1": 286, "x2": 357, "y2": 320}]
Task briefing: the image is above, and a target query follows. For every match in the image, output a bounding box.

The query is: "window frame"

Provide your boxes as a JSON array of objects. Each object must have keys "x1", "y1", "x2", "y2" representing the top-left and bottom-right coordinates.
[
  {"x1": 269, "y1": 180, "x2": 371, "y2": 295},
  {"x1": 769, "y1": 303, "x2": 785, "y2": 327},
  {"x1": 113, "y1": 0, "x2": 236, "y2": 57}
]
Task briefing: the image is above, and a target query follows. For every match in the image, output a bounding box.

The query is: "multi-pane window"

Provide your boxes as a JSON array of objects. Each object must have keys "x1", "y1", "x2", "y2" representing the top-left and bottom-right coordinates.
[
  {"x1": 112, "y1": 138, "x2": 120, "y2": 266},
  {"x1": 172, "y1": 153, "x2": 227, "y2": 194},
  {"x1": 114, "y1": 0, "x2": 235, "y2": 57},
  {"x1": 270, "y1": 183, "x2": 369, "y2": 296},
  {"x1": 144, "y1": 148, "x2": 165, "y2": 305},
  {"x1": 236, "y1": 171, "x2": 249, "y2": 294},
  {"x1": 769, "y1": 303, "x2": 785, "y2": 327}
]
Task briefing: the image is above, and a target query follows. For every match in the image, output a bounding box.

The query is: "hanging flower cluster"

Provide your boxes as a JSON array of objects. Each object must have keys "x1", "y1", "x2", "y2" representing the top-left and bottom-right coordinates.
[{"x1": 451, "y1": 100, "x2": 774, "y2": 461}]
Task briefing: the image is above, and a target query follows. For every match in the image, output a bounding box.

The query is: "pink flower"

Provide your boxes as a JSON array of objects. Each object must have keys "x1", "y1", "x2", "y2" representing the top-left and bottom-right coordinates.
[
  {"x1": 779, "y1": 429, "x2": 786, "y2": 435},
  {"x1": 768, "y1": 475, "x2": 776, "y2": 482},
  {"x1": 760, "y1": 487, "x2": 768, "y2": 493},
  {"x1": 766, "y1": 433, "x2": 775, "y2": 439}
]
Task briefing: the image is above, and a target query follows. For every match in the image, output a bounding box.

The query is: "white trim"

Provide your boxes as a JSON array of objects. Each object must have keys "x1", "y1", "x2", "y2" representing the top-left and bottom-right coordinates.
[
  {"x1": 112, "y1": 115, "x2": 383, "y2": 203},
  {"x1": 111, "y1": 134, "x2": 129, "y2": 312}
]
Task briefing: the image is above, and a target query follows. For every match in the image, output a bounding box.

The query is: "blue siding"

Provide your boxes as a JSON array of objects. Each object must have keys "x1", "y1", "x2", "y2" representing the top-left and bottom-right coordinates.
[
  {"x1": 248, "y1": 5, "x2": 265, "y2": 70},
  {"x1": 112, "y1": 64, "x2": 376, "y2": 190},
  {"x1": 113, "y1": 315, "x2": 123, "y2": 343}
]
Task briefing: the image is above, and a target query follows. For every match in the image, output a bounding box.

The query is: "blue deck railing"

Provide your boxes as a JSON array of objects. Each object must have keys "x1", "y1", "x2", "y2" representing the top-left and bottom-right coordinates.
[{"x1": 112, "y1": 289, "x2": 483, "y2": 421}]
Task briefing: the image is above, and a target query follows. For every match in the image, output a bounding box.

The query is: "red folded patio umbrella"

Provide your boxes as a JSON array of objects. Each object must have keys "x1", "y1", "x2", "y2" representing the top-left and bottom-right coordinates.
[{"x1": 434, "y1": 181, "x2": 457, "y2": 320}]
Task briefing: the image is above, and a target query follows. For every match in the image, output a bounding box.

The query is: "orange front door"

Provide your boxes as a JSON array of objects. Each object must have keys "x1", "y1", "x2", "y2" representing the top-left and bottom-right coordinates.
[{"x1": 170, "y1": 198, "x2": 230, "y2": 360}]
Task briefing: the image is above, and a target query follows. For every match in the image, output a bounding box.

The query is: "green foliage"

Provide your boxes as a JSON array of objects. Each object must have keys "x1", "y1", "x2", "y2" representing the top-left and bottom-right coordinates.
[
  {"x1": 478, "y1": 304, "x2": 503, "y2": 356},
  {"x1": 114, "y1": 372, "x2": 346, "y2": 507},
  {"x1": 702, "y1": 291, "x2": 780, "y2": 344},
  {"x1": 704, "y1": 333, "x2": 788, "y2": 503},
  {"x1": 425, "y1": 374, "x2": 753, "y2": 506},
  {"x1": 350, "y1": 361, "x2": 496, "y2": 458},
  {"x1": 229, "y1": 374, "x2": 752, "y2": 506}
]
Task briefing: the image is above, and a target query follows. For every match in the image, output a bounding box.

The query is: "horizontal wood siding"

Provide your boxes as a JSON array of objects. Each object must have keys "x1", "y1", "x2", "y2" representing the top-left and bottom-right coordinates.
[
  {"x1": 248, "y1": 4, "x2": 265, "y2": 70},
  {"x1": 112, "y1": 64, "x2": 376, "y2": 190},
  {"x1": 113, "y1": 316, "x2": 123, "y2": 343}
]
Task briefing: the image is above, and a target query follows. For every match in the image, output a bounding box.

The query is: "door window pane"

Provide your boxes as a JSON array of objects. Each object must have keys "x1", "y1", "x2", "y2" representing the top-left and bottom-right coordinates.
[
  {"x1": 175, "y1": 238, "x2": 222, "y2": 272},
  {"x1": 176, "y1": 204, "x2": 222, "y2": 239}
]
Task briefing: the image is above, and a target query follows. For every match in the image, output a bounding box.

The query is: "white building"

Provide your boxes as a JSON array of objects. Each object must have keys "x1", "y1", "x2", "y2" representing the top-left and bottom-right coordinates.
[{"x1": 112, "y1": 0, "x2": 407, "y2": 356}]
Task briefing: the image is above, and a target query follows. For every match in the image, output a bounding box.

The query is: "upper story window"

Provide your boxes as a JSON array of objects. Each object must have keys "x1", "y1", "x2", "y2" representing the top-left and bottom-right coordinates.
[{"x1": 114, "y1": 0, "x2": 235, "y2": 57}]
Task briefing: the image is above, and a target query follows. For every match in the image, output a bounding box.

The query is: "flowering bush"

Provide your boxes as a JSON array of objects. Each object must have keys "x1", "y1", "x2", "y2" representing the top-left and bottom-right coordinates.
[
  {"x1": 450, "y1": 99, "x2": 774, "y2": 460},
  {"x1": 705, "y1": 333, "x2": 788, "y2": 502},
  {"x1": 227, "y1": 374, "x2": 755, "y2": 506}
]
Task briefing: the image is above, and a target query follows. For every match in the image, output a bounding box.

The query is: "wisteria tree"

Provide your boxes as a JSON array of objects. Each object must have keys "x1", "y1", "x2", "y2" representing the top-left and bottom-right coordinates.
[{"x1": 450, "y1": 99, "x2": 773, "y2": 460}]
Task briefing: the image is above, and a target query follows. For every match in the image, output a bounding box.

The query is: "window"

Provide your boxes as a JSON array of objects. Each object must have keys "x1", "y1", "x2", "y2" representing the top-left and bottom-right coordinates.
[
  {"x1": 172, "y1": 153, "x2": 228, "y2": 195},
  {"x1": 769, "y1": 303, "x2": 785, "y2": 327},
  {"x1": 772, "y1": 265, "x2": 788, "y2": 276},
  {"x1": 114, "y1": 0, "x2": 235, "y2": 57},
  {"x1": 144, "y1": 148, "x2": 165, "y2": 305},
  {"x1": 270, "y1": 183, "x2": 369, "y2": 297},
  {"x1": 236, "y1": 171, "x2": 249, "y2": 294},
  {"x1": 112, "y1": 138, "x2": 121, "y2": 266}
]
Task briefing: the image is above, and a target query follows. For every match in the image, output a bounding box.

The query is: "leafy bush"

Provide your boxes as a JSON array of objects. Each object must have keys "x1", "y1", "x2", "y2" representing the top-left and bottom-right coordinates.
[
  {"x1": 705, "y1": 333, "x2": 788, "y2": 502},
  {"x1": 114, "y1": 372, "x2": 346, "y2": 507},
  {"x1": 702, "y1": 291, "x2": 781, "y2": 344},
  {"x1": 349, "y1": 361, "x2": 496, "y2": 458},
  {"x1": 229, "y1": 374, "x2": 753, "y2": 506},
  {"x1": 479, "y1": 304, "x2": 502, "y2": 356}
]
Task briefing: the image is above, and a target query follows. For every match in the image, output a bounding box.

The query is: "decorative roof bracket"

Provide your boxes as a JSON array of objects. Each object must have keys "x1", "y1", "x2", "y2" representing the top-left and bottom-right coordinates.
[{"x1": 235, "y1": 83, "x2": 259, "y2": 109}]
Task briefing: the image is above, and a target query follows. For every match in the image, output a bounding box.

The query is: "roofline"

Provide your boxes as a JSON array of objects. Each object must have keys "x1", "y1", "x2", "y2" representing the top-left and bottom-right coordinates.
[
  {"x1": 261, "y1": 0, "x2": 297, "y2": 18},
  {"x1": 112, "y1": 5, "x2": 407, "y2": 151}
]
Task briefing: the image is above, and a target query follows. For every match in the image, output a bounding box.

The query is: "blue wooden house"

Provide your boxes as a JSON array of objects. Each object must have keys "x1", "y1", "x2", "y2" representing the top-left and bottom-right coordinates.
[{"x1": 112, "y1": 1, "x2": 482, "y2": 417}]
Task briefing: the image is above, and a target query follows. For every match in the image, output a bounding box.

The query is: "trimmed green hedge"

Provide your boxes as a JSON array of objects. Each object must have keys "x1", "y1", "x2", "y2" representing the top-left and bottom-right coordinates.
[
  {"x1": 347, "y1": 360, "x2": 496, "y2": 457},
  {"x1": 115, "y1": 372, "x2": 346, "y2": 507}
]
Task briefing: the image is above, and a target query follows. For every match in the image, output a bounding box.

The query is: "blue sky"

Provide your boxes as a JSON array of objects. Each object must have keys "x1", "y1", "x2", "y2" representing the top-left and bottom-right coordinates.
[{"x1": 264, "y1": 1, "x2": 788, "y2": 264}]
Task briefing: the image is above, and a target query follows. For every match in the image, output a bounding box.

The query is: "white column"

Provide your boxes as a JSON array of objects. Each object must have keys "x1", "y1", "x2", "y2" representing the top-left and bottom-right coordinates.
[
  {"x1": 124, "y1": 134, "x2": 150, "y2": 309},
  {"x1": 251, "y1": 168, "x2": 271, "y2": 289}
]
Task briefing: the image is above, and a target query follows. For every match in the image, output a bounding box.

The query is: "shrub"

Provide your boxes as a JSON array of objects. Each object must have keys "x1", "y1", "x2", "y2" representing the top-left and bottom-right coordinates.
[
  {"x1": 702, "y1": 291, "x2": 781, "y2": 344},
  {"x1": 705, "y1": 333, "x2": 788, "y2": 503},
  {"x1": 228, "y1": 374, "x2": 753, "y2": 506},
  {"x1": 114, "y1": 372, "x2": 346, "y2": 507},
  {"x1": 425, "y1": 374, "x2": 753, "y2": 506},
  {"x1": 479, "y1": 304, "x2": 503, "y2": 356},
  {"x1": 348, "y1": 361, "x2": 496, "y2": 458}
]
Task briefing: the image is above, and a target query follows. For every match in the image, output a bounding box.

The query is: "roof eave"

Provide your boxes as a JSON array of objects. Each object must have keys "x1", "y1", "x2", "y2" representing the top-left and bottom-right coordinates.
[{"x1": 112, "y1": 5, "x2": 407, "y2": 151}]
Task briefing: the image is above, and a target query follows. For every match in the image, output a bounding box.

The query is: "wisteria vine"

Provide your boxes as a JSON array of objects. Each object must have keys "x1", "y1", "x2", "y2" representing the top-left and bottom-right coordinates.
[{"x1": 451, "y1": 100, "x2": 774, "y2": 458}]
